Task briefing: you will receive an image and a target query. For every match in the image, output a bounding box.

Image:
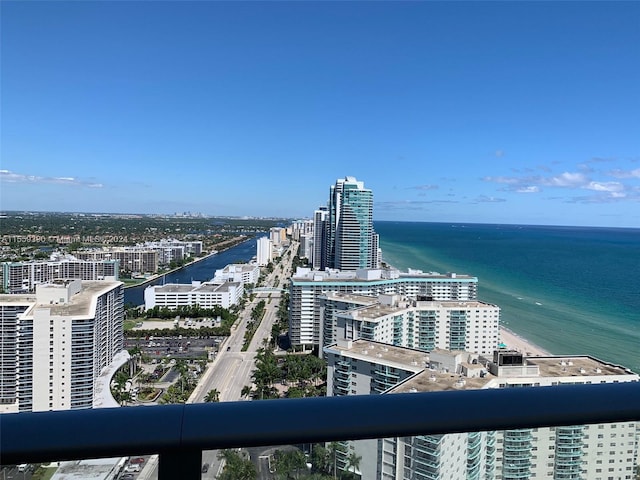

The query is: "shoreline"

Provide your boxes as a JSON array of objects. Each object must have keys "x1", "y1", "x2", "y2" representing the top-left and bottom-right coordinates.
[
  {"x1": 382, "y1": 260, "x2": 553, "y2": 358},
  {"x1": 499, "y1": 325, "x2": 552, "y2": 357}
]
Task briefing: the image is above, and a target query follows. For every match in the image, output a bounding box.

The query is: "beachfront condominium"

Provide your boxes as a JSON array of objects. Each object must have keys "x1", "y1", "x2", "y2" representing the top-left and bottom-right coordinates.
[
  {"x1": 324, "y1": 339, "x2": 639, "y2": 480},
  {"x1": 0, "y1": 279, "x2": 125, "y2": 413},
  {"x1": 326, "y1": 176, "x2": 378, "y2": 271},
  {"x1": 321, "y1": 292, "x2": 499, "y2": 355},
  {"x1": 288, "y1": 267, "x2": 478, "y2": 350},
  {"x1": 1, "y1": 258, "x2": 119, "y2": 294}
]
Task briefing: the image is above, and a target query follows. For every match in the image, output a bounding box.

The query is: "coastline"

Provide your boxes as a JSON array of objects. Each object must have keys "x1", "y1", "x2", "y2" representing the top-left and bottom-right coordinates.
[
  {"x1": 499, "y1": 326, "x2": 552, "y2": 357},
  {"x1": 382, "y1": 261, "x2": 553, "y2": 358}
]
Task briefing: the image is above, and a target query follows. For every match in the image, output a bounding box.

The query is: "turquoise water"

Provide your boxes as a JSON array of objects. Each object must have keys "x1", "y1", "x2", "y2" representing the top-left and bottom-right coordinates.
[{"x1": 375, "y1": 221, "x2": 640, "y2": 373}]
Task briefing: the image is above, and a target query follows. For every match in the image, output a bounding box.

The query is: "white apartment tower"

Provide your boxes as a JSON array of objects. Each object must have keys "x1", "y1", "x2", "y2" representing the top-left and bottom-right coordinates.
[
  {"x1": 324, "y1": 340, "x2": 639, "y2": 480},
  {"x1": 1, "y1": 258, "x2": 119, "y2": 294},
  {"x1": 321, "y1": 292, "x2": 500, "y2": 356},
  {"x1": 289, "y1": 267, "x2": 478, "y2": 350},
  {"x1": 256, "y1": 236, "x2": 272, "y2": 267},
  {"x1": 0, "y1": 279, "x2": 125, "y2": 413}
]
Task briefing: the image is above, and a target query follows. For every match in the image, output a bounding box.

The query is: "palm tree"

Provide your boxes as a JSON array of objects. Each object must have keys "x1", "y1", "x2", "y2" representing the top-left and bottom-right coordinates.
[
  {"x1": 346, "y1": 451, "x2": 361, "y2": 477},
  {"x1": 204, "y1": 388, "x2": 220, "y2": 402},
  {"x1": 240, "y1": 385, "x2": 253, "y2": 400}
]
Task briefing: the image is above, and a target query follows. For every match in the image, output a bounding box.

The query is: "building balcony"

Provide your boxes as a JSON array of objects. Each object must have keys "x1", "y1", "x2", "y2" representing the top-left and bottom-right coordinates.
[{"x1": 1, "y1": 382, "x2": 639, "y2": 480}]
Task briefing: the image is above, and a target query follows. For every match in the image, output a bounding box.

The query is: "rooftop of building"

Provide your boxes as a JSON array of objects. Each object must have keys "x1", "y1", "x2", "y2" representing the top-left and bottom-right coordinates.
[
  {"x1": 4, "y1": 281, "x2": 122, "y2": 317},
  {"x1": 331, "y1": 296, "x2": 498, "y2": 322},
  {"x1": 51, "y1": 457, "x2": 124, "y2": 480},
  {"x1": 151, "y1": 281, "x2": 240, "y2": 294},
  {"x1": 0, "y1": 293, "x2": 37, "y2": 305},
  {"x1": 325, "y1": 339, "x2": 429, "y2": 372},
  {"x1": 393, "y1": 354, "x2": 638, "y2": 394},
  {"x1": 320, "y1": 292, "x2": 379, "y2": 305},
  {"x1": 527, "y1": 355, "x2": 635, "y2": 378},
  {"x1": 291, "y1": 267, "x2": 476, "y2": 283},
  {"x1": 36, "y1": 280, "x2": 122, "y2": 317},
  {"x1": 326, "y1": 340, "x2": 638, "y2": 395}
]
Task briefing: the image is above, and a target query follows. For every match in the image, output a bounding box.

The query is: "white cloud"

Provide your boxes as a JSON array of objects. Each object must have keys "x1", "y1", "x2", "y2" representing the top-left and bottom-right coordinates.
[
  {"x1": 608, "y1": 168, "x2": 640, "y2": 179},
  {"x1": 516, "y1": 186, "x2": 540, "y2": 193},
  {"x1": 476, "y1": 195, "x2": 506, "y2": 203},
  {"x1": 543, "y1": 172, "x2": 588, "y2": 187},
  {"x1": 585, "y1": 181, "x2": 624, "y2": 193},
  {"x1": 0, "y1": 170, "x2": 104, "y2": 188},
  {"x1": 482, "y1": 176, "x2": 520, "y2": 184}
]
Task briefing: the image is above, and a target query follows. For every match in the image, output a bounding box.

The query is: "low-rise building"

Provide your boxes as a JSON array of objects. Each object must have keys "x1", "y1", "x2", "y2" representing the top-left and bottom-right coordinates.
[
  {"x1": 144, "y1": 280, "x2": 242, "y2": 311},
  {"x1": 213, "y1": 263, "x2": 260, "y2": 286}
]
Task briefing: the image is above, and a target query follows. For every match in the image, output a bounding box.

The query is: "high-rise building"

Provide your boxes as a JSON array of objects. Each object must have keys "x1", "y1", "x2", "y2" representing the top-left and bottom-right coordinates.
[
  {"x1": 256, "y1": 236, "x2": 272, "y2": 267},
  {"x1": 288, "y1": 267, "x2": 478, "y2": 350},
  {"x1": 0, "y1": 279, "x2": 125, "y2": 413},
  {"x1": 324, "y1": 339, "x2": 639, "y2": 480},
  {"x1": 320, "y1": 292, "x2": 499, "y2": 356},
  {"x1": 312, "y1": 206, "x2": 329, "y2": 270},
  {"x1": 1, "y1": 258, "x2": 119, "y2": 294},
  {"x1": 326, "y1": 177, "x2": 377, "y2": 271},
  {"x1": 75, "y1": 248, "x2": 159, "y2": 275}
]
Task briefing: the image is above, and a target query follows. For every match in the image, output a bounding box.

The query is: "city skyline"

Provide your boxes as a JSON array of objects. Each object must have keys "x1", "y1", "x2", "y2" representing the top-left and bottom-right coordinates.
[{"x1": 2, "y1": 2, "x2": 639, "y2": 227}]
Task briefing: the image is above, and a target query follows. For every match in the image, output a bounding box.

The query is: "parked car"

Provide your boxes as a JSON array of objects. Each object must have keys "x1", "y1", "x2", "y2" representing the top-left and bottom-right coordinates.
[{"x1": 201, "y1": 463, "x2": 210, "y2": 473}]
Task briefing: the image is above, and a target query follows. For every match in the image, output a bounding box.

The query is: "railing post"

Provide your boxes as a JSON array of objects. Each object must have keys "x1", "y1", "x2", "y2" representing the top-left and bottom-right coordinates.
[{"x1": 158, "y1": 449, "x2": 202, "y2": 480}]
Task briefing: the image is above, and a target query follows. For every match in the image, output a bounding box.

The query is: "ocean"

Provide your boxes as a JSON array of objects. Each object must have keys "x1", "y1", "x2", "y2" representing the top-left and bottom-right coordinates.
[{"x1": 375, "y1": 221, "x2": 640, "y2": 374}]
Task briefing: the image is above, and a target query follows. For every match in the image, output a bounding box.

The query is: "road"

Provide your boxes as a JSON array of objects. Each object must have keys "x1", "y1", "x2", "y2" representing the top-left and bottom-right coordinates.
[{"x1": 141, "y1": 241, "x2": 297, "y2": 480}]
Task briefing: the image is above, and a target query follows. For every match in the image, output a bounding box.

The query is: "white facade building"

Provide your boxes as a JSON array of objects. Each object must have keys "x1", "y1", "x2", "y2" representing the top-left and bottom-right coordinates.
[
  {"x1": 324, "y1": 340, "x2": 639, "y2": 480},
  {"x1": 256, "y1": 236, "x2": 272, "y2": 267},
  {"x1": 270, "y1": 227, "x2": 286, "y2": 246},
  {"x1": 0, "y1": 280, "x2": 125, "y2": 413},
  {"x1": 321, "y1": 292, "x2": 500, "y2": 356},
  {"x1": 299, "y1": 233, "x2": 313, "y2": 261},
  {"x1": 214, "y1": 263, "x2": 260, "y2": 286},
  {"x1": 144, "y1": 280, "x2": 242, "y2": 310},
  {"x1": 289, "y1": 267, "x2": 478, "y2": 349},
  {"x1": 1, "y1": 258, "x2": 119, "y2": 293}
]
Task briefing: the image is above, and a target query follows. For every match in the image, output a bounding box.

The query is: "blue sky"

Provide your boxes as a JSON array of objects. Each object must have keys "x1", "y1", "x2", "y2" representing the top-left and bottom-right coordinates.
[{"x1": 2, "y1": 1, "x2": 639, "y2": 227}]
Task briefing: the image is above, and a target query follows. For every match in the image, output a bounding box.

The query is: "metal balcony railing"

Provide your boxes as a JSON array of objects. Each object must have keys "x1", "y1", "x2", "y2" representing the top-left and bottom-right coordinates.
[{"x1": 1, "y1": 382, "x2": 639, "y2": 480}]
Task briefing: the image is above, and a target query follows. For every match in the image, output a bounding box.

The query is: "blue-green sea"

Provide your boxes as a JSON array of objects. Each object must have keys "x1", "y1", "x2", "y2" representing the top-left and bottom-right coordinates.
[{"x1": 375, "y1": 221, "x2": 640, "y2": 374}]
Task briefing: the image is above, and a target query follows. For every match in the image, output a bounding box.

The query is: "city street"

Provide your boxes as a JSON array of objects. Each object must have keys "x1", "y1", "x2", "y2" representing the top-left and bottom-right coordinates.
[{"x1": 143, "y1": 241, "x2": 297, "y2": 479}]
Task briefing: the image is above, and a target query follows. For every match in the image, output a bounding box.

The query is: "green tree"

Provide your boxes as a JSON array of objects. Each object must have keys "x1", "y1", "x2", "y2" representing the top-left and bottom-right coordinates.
[
  {"x1": 346, "y1": 452, "x2": 361, "y2": 478},
  {"x1": 272, "y1": 449, "x2": 307, "y2": 480},
  {"x1": 204, "y1": 388, "x2": 220, "y2": 403},
  {"x1": 218, "y1": 449, "x2": 257, "y2": 480}
]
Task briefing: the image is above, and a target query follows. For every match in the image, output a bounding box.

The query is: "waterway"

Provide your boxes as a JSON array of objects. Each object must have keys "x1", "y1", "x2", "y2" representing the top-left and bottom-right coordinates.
[{"x1": 124, "y1": 237, "x2": 258, "y2": 307}]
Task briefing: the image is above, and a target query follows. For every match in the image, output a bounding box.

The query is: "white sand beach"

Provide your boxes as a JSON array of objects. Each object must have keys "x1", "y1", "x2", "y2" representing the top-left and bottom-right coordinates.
[{"x1": 499, "y1": 326, "x2": 551, "y2": 357}]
